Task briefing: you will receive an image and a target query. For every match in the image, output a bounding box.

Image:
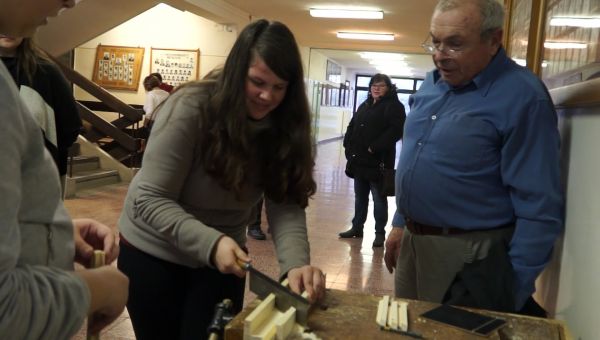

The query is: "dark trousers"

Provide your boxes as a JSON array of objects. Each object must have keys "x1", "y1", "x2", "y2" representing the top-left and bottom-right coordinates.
[
  {"x1": 352, "y1": 176, "x2": 388, "y2": 234},
  {"x1": 249, "y1": 197, "x2": 264, "y2": 228},
  {"x1": 117, "y1": 242, "x2": 245, "y2": 340}
]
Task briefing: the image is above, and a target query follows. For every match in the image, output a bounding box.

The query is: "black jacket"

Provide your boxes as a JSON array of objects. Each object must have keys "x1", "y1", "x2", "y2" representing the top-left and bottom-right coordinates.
[
  {"x1": 344, "y1": 90, "x2": 405, "y2": 180},
  {"x1": 1, "y1": 57, "x2": 82, "y2": 176}
]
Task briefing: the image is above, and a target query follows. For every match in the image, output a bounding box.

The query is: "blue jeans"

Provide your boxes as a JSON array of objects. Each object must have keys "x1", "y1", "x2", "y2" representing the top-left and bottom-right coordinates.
[{"x1": 352, "y1": 176, "x2": 388, "y2": 234}]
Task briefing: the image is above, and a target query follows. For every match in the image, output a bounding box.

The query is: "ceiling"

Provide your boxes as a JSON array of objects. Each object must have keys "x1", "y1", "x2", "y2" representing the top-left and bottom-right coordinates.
[{"x1": 219, "y1": 0, "x2": 438, "y2": 77}]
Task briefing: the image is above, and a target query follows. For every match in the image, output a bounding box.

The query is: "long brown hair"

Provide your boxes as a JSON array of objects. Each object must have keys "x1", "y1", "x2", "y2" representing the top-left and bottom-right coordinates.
[
  {"x1": 14, "y1": 37, "x2": 51, "y2": 84},
  {"x1": 199, "y1": 20, "x2": 316, "y2": 207}
]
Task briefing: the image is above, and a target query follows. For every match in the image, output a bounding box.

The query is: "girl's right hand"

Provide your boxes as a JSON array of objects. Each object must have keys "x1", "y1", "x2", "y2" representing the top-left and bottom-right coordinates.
[{"x1": 211, "y1": 236, "x2": 250, "y2": 277}]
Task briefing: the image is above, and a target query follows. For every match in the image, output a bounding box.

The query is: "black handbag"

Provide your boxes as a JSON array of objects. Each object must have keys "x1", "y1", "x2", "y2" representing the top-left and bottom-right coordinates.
[{"x1": 379, "y1": 162, "x2": 395, "y2": 197}]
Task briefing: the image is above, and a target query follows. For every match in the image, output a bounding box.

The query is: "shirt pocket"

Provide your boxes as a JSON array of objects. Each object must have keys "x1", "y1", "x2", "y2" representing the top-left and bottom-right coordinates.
[{"x1": 430, "y1": 113, "x2": 499, "y2": 172}]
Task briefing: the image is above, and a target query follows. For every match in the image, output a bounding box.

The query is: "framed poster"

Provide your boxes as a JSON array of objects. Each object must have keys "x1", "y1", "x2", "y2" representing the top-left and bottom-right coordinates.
[
  {"x1": 150, "y1": 48, "x2": 199, "y2": 88},
  {"x1": 92, "y1": 45, "x2": 144, "y2": 91}
]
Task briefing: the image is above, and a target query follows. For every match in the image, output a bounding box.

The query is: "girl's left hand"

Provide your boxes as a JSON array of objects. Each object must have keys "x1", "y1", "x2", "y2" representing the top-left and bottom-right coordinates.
[{"x1": 287, "y1": 265, "x2": 326, "y2": 303}]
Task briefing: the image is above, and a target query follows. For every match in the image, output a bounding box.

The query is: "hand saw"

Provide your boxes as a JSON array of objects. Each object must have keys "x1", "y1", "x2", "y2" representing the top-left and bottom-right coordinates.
[{"x1": 239, "y1": 261, "x2": 310, "y2": 326}]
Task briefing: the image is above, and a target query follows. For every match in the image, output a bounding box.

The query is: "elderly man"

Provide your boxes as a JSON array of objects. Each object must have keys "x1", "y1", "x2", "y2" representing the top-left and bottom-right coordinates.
[{"x1": 384, "y1": 0, "x2": 563, "y2": 314}]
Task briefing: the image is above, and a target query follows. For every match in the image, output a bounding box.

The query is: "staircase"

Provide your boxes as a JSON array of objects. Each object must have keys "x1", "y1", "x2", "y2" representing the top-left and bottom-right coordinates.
[{"x1": 64, "y1": 139, "x2": 135, "y2": 198}]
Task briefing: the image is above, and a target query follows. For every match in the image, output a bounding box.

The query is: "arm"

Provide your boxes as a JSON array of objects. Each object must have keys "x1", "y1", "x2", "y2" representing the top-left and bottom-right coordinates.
[
  {"x1": 384, "y1": 208, "x2": 407, "y2": 273},
  {"x1": 502, "y1": 98, "x2": 564, "y2": 309},
  {"x1": 265, "y1": 199, "x2": 325, "y2": 302},
  {"x1": 132, "y1": 89, "x2": 227, "y2": 268},
  {"x1": 370, "y1": 100, "x2": 406, "y2": 152},
  {"x1": 0, "y1": 71, "x2": 89, "y2": 338},
  {"x1": 48, "y1": 62, "x2": 82, "y2": 151}
]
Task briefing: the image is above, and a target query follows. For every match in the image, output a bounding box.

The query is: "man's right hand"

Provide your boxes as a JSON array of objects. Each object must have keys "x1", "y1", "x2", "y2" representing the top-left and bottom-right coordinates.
[{"x1": 384, "y1": 227, "x2": 404, "y2": 273}]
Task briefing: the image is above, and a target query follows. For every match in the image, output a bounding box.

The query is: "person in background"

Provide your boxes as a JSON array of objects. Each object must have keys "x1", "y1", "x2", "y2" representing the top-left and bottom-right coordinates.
[
  {"x1": 117, "y1": 19, "x2": 326, "y2": 339},
  {"x1": 150, "y1": 72, "x2": 174, "y2": 93},
  {"x1": 384, "y1": 0, "x2": 564, "y2": 315},
  {"x1": 142, "y1": 74, "x2": 169, "y2": 129},
  {"x1": 339, "y1": 73, "x2": 405, "y2": 247},
  {"x1": 0, "y1": 35, "x2": 82, "y2": 195},
  {"x1": 0, "y1": 0, "x2": 129, "y2": 338},
  {"x1": 247, "y1": 197, "x2": 267, "y2": 240}
]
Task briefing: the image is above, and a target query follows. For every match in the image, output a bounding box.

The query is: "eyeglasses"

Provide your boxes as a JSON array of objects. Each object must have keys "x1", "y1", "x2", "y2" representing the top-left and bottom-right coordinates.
[
  {"x1": 421, "y1": 36, "x2": 464, "y2": 56},
  {"x1": 370, "y1": 84, "x2": 387, "y2": 89}
]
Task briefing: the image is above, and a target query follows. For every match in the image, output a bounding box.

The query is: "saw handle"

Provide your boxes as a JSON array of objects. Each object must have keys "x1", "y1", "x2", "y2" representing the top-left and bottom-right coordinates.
[{"x1": 237, "y1": 259, "x2": 251, "y2": 270}]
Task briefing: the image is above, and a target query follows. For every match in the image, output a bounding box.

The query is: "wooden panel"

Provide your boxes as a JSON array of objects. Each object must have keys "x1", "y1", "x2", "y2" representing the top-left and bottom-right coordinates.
[{"x1": 225, "y1": 289, "x2": 570, "y2": 340}]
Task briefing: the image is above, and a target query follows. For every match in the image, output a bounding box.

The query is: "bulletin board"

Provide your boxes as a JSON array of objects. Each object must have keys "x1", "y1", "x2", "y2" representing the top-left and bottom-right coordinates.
[
  {"x1": 92, "y1": 45, "x2": 145, "y2": 91},
  {"x1": 150, "y1": 48, "x2": 199, "y2": 88}
]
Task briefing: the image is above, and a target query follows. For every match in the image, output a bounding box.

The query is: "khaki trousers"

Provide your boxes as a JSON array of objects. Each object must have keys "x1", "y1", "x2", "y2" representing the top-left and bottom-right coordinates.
[{"x1": 394, "y1": 226, "x2": 514, "y2": 303}]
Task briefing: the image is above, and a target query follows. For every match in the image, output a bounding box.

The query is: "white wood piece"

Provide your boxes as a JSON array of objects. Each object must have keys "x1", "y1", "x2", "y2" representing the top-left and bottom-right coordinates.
[
  {"x1": 376, "y1": 295, "x2": 390, "y2": 327},
  {"x1": 275, "y1": 307, "x2": 297, "y2": 340},
  {"x1": 388, "y1": 300, "x2": 399, "y2": 329},
  {"x1": 244, "y1": 293, "x2": 278, "y2": 340},
  {"x1": 244, "y1": 278, "x2": 315, "y2": 339},
  {"x1": 398, "y1": 301, "x2": 409, "y2": 332}
]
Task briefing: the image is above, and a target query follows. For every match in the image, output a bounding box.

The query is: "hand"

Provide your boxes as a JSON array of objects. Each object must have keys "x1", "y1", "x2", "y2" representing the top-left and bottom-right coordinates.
[
  {"x1": 73, "y1": 218, "x2": 119, "y2": 266},
  {"x1": 76, "y1": 266, "x2": 129, "y2": 334},
  {"x1": 287, "y1": 265, "x2": 326, "y2": 304},
  {"x1": 384, "y1": 227, "x2": 404, "y2": 273},
  {"x1": 211, "y1": 236, "x2": 250, "y2": 278}
]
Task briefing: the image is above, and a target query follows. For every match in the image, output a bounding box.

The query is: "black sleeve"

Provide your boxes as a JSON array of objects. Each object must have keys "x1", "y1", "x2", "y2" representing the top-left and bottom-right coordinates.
[
  {"x1": 43, "y1": 62, "x2": 83, "y2": 174},
  {"x1": 370, "y1": 100, "x2": 406, "y2": 152}
]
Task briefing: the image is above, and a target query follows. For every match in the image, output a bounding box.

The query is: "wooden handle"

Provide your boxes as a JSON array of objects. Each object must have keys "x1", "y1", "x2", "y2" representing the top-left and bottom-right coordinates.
[{"x1": 87, "y1": 250, "x2": 106, "y2": 340}]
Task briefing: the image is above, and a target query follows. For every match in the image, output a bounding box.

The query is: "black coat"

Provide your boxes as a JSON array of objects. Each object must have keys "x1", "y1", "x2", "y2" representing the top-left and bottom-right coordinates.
[{"x1": 344, "y1": 91, "x2": 405, "y2": 181}]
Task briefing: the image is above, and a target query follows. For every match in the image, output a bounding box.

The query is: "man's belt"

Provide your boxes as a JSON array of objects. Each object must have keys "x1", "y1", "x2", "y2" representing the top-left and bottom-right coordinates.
[{"x1": 405, "y1": 217, "x2": 513, "y2": 236}]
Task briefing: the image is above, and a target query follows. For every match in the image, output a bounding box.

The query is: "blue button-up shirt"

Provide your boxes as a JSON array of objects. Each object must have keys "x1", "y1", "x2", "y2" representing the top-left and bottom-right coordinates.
[{"x1": 392, "y1": 48, "x2": 564, "y2": 309}]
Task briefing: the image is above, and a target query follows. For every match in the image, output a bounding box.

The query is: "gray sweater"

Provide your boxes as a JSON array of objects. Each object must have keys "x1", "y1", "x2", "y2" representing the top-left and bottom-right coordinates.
[
  {"x1": 119, "y1": 84, "x2": 310, "y2": 277},
  {"x1": 0, "y1": 63, "x2": 90, "y2": 338}
]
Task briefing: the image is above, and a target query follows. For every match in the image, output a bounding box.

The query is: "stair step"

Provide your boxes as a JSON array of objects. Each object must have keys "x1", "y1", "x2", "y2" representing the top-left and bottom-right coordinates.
[
  {"x1": 70, "y1": 169, "x2": 120, "y2": 192},
  {"x1": 68, "y1": 155, "x2": 100, "y2": 173}
]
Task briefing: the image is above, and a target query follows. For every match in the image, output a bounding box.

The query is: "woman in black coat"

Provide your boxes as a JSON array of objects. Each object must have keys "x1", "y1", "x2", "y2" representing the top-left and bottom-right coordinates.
[{"x1": 339, "y1": 73, "x2": 406, "y2": 247}]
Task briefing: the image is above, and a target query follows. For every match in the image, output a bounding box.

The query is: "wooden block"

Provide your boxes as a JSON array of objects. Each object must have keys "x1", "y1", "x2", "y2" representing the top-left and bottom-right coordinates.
[
  {"x1": 398, "y1": 301, "x2": 408, "y2": 332},
  {"x1": 388, "y1": 300, "x2": 399, "y2": 329},
  {"x1": 244, "y1": 294, "x2": 278, "y2": 340},
  {"x1": 375, "y1": 295, "x2": 390, "y2": 327},
  {"x1": 275, "y1": 307, "x2": 297, "y2": 340}
]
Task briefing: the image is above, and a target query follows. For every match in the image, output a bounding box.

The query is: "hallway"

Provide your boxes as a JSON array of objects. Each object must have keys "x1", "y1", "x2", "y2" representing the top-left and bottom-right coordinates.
[{"x1": 66, "y1": 138, "x2": 396, "y2": 339}]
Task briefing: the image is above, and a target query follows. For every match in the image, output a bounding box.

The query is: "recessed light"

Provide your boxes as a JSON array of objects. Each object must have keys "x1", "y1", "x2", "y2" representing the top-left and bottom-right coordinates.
[
  {"x1": 310, "y1": 8, "x2": 383, "y2": 19},
  {"x1": 337, "y1": 32, "x2": 394, "y2": 41}
]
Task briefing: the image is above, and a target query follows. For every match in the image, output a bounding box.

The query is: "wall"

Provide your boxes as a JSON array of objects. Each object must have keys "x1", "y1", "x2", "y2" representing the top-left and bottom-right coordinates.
[
  {"x1": 552, "y1": 108, "x2": 600, "y2": 340},
  {"x1": 73, "y1": 3, "x2": 237, "y2": 106},
  {"x1": 307, "y1": 49, "x2": 351, "y2": 142}
]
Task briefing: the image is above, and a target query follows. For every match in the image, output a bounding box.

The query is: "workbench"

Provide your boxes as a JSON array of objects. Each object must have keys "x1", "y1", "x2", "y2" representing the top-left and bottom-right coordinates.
[{"x1": 225, "y1": 289, "x2": 571, "y2": 339}]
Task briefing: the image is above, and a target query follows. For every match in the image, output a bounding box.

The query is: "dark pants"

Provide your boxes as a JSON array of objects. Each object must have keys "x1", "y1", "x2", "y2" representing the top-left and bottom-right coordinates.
[
  {"x1": 117, "y1": 242, "x2": 245, "y2": 340},
  {"x1": 352, "y1": 176, "x2": 388, "y2": 234},
  {"x1": 249, "y1": 197, "x2": 264, "y2": 228}
]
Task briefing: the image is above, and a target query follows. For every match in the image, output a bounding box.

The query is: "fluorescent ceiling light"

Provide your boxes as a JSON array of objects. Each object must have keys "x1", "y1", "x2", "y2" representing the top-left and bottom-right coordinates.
[
  {"x1": 310, "y1": 8, "x2": 383, "y2": 19},
  {"x1": 369, "y1": 60, "x2": 408, "y2": 68},
  {"x1": 544, "y1": 41, "x2": 587, "y2": 49},
  {"x1": 512, "y1": 58, "x2": 548, "y2": 68},
  {"x1": 359, "y1": 52, "x2": 405, "y2": 60},
  {"x1": 550, "y1": 16, "x2": 600, "y2": 28},
  {"x1": 337, "y1": 32, "x2": 394, "y2": 41}
]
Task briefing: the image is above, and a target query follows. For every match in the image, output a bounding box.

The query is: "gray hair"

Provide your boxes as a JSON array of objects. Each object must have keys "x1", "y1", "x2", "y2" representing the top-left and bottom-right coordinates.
[{"x1": 434, "y1": 0, "x2": 505, "y2": 38}]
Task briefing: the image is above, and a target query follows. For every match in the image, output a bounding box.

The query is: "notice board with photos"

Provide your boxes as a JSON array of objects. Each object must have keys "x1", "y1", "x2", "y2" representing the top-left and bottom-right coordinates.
[
  {"x1": 92, "y1": 45, "x2": 145, "y2": 91},
  {"x1": 150, "y1": 48, "x2": 199, "y2": 88}
]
